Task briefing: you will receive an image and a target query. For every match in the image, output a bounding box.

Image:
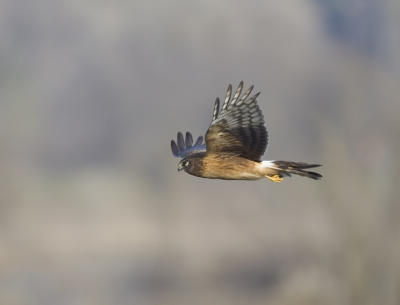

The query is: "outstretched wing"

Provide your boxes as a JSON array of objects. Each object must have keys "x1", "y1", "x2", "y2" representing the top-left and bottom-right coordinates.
[
  {"x1": 171, "y1": 131, "x2": 206, "y2": 158},
  {"x1": 205, "y1": 81, "x2": 268, "y2": 161}
]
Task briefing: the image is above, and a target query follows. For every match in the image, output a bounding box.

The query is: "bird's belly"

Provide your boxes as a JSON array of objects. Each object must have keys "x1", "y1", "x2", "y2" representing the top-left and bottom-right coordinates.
[
  {"x1": 203, "y1": 170, "x2": 261, "y2": 180},
  {"x1": 201, "y1": 158, "x2": 263, "y2": 180}
]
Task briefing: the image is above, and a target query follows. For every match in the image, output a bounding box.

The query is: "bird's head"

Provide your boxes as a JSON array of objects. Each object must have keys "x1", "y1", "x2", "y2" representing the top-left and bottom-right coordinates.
[
  {"x1": 178, "y1": 158, "x2": 192, "y2": 172},
  {"x1": 177, "y1": 153, "x2": 205, "y2": 177}
]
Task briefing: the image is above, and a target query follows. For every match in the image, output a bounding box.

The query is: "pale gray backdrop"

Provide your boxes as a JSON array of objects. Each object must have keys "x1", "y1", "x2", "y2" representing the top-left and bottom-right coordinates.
[{"x1": 1, "y1": 1, "x2": 399, "y2": 304}]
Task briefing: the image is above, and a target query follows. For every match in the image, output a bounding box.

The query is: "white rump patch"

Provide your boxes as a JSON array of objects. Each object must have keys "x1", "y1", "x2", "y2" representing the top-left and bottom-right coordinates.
[{"x1": 260, "y1": 160, "x2": 276, "y2": 168}]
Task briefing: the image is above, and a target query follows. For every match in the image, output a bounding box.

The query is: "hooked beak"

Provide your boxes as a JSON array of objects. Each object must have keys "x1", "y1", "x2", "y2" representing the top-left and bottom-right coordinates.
[{"x1": 177, "y1": 162, "x2": 184, "y2": 171}]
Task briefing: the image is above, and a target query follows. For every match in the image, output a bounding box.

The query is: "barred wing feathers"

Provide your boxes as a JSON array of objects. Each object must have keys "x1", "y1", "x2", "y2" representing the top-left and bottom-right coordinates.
[{"x1": 205, "y1": 81, "x2": 268, "y2": 161}]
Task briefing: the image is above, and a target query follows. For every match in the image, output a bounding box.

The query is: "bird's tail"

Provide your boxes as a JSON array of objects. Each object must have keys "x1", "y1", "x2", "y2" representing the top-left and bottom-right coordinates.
[{"x1": 261, "y1": 160, "x2": 322, "y2": 182}]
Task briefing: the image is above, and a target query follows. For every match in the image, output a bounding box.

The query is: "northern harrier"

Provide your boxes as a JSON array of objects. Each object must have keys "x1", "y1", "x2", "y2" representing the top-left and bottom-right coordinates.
[{"x1": 171, "y1": 82, "x2": 322, "y2": 182}]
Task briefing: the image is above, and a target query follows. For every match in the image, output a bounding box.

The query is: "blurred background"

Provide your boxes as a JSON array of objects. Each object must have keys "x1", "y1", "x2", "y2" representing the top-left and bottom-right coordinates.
[{"x1": 1, "y1": 0, "x2": 399, "y2": 304}]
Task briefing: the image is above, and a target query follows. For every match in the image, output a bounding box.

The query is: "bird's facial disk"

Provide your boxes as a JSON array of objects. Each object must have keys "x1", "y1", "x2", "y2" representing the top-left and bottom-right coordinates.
[{"x1": 178, "y1": 159, "x2": 190, "y2": 171}]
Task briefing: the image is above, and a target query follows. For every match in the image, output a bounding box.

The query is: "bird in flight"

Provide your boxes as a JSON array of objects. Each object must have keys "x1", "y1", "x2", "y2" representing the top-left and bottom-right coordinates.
[{"x1": 171, "y1": 82, "x2": 322, "y2": 182}]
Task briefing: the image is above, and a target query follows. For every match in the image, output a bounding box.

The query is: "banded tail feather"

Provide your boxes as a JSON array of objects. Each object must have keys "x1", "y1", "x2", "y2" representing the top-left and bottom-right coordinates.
[{"x1": 261, "y1": 160, "x2": 322, "y2": 181}]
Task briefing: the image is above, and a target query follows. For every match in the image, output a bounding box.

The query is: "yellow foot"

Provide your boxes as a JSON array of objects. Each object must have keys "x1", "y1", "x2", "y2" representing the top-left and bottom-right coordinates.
[{"x1": 266, "y1": 174, "x2": 283, "y2": 183}]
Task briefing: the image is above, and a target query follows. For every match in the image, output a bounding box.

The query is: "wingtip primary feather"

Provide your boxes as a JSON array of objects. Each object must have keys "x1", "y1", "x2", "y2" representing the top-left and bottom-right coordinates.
[
  {"x1": 185, "y1": 132, "x2": 193, "y2": 148},
  {"x1": 222, "y1": 84, "x2": 232, "y2": 110},
  {"x1": 212, "y1": 97, "x2": 220, "y2": 121},
  {"x1": 231, "y1": 81, "x2": 244, "y2": 106},
  {"x1": 194, "y1": 135, "x2": 203, "y2": 146},
  {"x1": 250, "y1": 91, "x2": 261, "y2": 102},
  {"x1": 237, "y1": 84, "x2": 254, "y2": 105},
  {"x1": 177, "y1": 132, "x2": 185, "y2": 150},
  {"x1": 171, "y1": 140, "x2": 179, "y2": 156}
]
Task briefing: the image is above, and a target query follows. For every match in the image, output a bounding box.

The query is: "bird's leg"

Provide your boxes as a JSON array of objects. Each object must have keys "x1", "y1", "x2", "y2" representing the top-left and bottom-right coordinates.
[{"x1": 265, "y1": 174, "x2": 283, "y2": 183}]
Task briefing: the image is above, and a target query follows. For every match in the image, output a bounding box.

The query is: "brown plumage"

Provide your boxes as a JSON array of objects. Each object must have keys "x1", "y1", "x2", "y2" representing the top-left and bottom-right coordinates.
[{"x1": 171, "y1": 82, "x2": 322, "y2": 182}]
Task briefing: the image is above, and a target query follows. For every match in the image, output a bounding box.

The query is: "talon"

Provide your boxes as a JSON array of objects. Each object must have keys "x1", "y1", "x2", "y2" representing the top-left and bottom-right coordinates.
[{"x1": 266, "y1": 174, "x2": 283, "y2": 183}]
